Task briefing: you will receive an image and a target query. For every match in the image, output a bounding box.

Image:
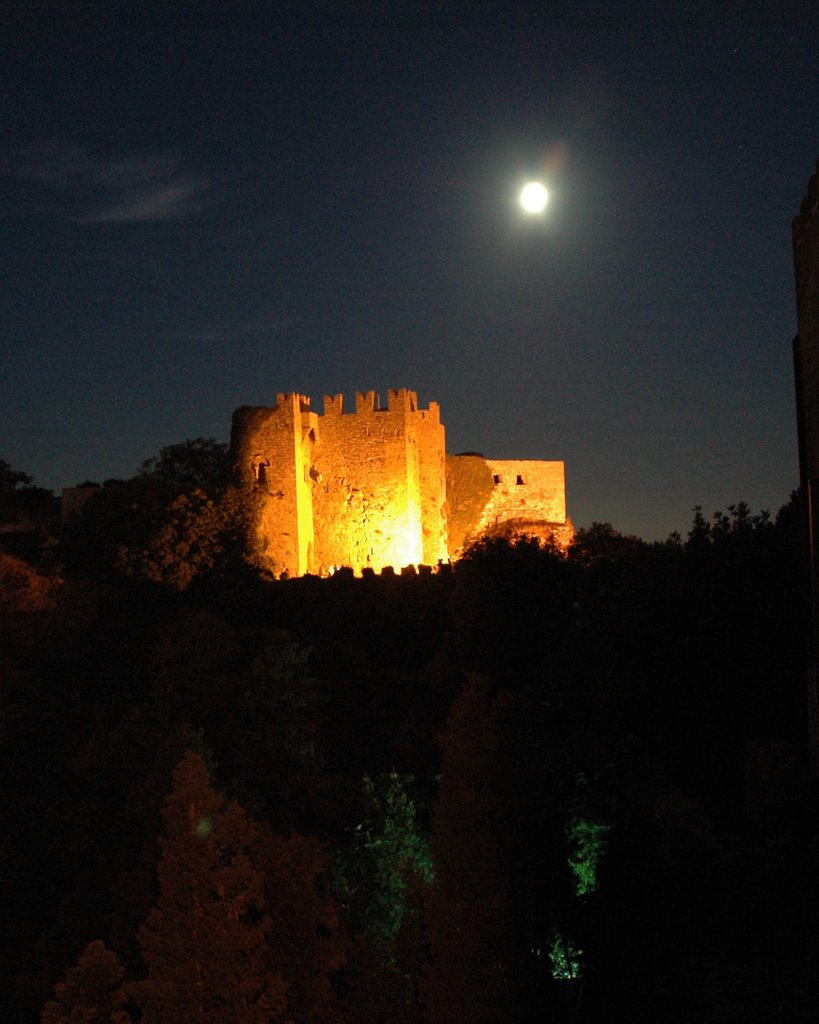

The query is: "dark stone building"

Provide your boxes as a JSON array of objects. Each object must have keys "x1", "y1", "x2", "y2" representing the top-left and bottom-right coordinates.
[{"x1": 792, "y1": 158, "x2": 819, "y2": 773}]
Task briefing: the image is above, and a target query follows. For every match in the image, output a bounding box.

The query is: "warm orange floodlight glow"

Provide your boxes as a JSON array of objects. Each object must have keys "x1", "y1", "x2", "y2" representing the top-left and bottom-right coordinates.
[
  {"x1": 520, "y1": 181, "x2": 549, "y2": 213},
  {"x1": 234, "y1": 388, "x2": 571, "y2": 579},
  {"x1": 367, "y1": 503, "x2": 424, "y2": 572}
]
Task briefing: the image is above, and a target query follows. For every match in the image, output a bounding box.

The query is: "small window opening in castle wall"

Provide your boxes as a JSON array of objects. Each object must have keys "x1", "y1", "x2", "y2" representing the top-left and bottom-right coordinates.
[
  {"x1": 493, "y1": 474, "x2": 502, "y2": 484},
  {"x1": 252, "y1": 457, "x2": 270, "y2": 489},
  {"x1": 516, "y1": 474, "x2": 525, "y2": 485}
]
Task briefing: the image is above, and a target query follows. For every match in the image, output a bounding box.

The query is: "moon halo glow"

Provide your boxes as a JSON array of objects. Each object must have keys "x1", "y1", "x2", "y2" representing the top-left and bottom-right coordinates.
[{"x1": 519, "y1": 181, "x2": 549, "y2": 213}]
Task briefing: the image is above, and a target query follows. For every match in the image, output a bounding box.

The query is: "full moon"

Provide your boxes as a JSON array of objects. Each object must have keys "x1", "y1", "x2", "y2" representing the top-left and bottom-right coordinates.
[{"x1": 519, "y1": 181, "x2": 549, "y2": 213}]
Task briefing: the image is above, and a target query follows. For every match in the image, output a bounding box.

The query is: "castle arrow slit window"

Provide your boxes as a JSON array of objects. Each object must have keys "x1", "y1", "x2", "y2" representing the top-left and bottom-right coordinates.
[{"x1": 252, "y1": 456, "x2": 270, "y2": 489}]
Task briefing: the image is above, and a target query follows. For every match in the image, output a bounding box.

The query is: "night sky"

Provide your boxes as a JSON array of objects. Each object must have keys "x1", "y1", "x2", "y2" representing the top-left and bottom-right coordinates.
[{"x1": 2, "y1": 2, "x2": 817, "y2": 540}]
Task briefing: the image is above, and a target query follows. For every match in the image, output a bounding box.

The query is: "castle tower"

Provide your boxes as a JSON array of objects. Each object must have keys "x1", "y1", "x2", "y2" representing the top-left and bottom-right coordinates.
[
  {"x1": 230, "y1": 394, "x2": 317, "y2": 577},
  {"x1": 415, "y1": 399, "x2": 448, "y2": 565},
  {"x1": 310, "y1": 388, "x2": 447, "y2": 574},
  {"x1": 231, "y1": 388, "x2": 448, "y2": 576}
]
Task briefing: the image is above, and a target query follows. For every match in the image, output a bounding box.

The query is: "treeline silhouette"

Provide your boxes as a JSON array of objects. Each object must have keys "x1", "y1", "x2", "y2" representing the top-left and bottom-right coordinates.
[{"x1": 1, "y1": 450, "x2": 816, "y2": 1023}]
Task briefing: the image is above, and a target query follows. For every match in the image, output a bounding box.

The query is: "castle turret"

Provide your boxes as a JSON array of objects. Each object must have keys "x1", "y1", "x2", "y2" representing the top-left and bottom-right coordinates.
[{"x1": 230, "y1": 393, "x2": 316, "y2": 577}]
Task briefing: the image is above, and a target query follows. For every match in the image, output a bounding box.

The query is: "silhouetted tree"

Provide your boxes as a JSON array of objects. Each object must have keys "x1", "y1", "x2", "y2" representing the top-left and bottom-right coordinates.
[
  {"x1": 116, "y1": 484, "x2": 261, "y2": 590},
  {"x1": 568, "y1": 521, "x2": 645, "y2": 567},
  {"x1": 133, "y1": 751, "x2": 286, "y2": 1024},
  {"x1": 253, "y1": 825, "x2": 346, "y2": 1024},
  {"x1": 206, "y1": 629, "x2": 328, "y2": 832},
  {"x1": 41, "y1": 940, "x2": 128, "y2": 1024},
  {"x1": 138, "y1": 437, "x2": 230, "y2": 493},
  {"x1": 423, "y1": 675, "x2": 541, "y2": 1024},
  {"x1": 448, "y1": 535, "x2": 579, "y2": 684},
  {"x1": 64, "y1": 437, "x2": 263, "y2": 588},
  {"x1": 0, "y1": 457, "x2": 56, "y2": 525},
  {"x1": 60, "y1": 476, "x2": 166, "y2": 577},
  {"x1": 333, "y1": 771, "x2": 433, "y2": 954}
]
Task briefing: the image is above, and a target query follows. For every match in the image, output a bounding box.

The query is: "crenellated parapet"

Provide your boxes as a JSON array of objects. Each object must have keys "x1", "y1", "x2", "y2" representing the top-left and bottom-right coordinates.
[
  {"x1": 323, "y1": 393, "x2": 344, "y2": 416},
  {"x1": 272, "y1": 391, "x2": 312, "y2": 414},
  {"x1": 355, "y1": 390, "x2": 378, "y2": 413},
  {"x1": 318, "y1": 389, "x2": 440, "y2": 422},
  {"x1": 419, "y1": 401, "x2": 441, "y2": 423},
  {"x1": 387, "y1": 388, "x2": 417, "y2": 412}
]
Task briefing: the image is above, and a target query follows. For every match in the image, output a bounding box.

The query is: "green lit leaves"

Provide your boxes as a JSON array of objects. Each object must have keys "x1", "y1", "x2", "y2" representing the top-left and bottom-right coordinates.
[
  {"x1": 334, "y1": 771, "x2": 433, "y2": 953},
  {"x1": 547, "y1": 930, "x2": 584, "y2": 980},
  {"x1": 566, "y1": 816, "x2": 610, "y2": 897}
]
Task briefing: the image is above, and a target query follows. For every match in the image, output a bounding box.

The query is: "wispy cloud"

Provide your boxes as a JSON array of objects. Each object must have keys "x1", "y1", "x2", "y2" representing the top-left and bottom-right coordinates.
[
  {"x1": 169, "y1": 313, "x2": 302, "y2": 346},
  {"x1": 8, "y1": 140, "x2": 210, "y2": 224},
  {"x1": 75, "y1": 177, "x2": 208, "y2": 224}
]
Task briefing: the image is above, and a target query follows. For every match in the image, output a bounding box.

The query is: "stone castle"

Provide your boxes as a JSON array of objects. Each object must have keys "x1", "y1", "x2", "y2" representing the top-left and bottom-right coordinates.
[{"x1": 231, "y1": 388, "x2": 570, "y2": 577}]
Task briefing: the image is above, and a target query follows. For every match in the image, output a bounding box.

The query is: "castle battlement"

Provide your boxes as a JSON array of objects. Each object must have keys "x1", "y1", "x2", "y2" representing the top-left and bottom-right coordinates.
[
  {"x1": 323, "y1": 393, "x2": 344, "y2": 416},
  {"x1": 273, "y1": 391, "x2": 312, "y2": 413},
  {"x1": 319, "y1": 389, "x2": 439, "y2": 421},
  {"x1": 355, "y1": 390, "x2": 378, "y2": 413},
  {"x1": 420, "y1": 402, "x2": 441, "y2": 423},
  {"x1": 231, "y1": 388, "x2": 569, "y2": 576},
  {"x1": 387, "y1": 387, "x2": 417, "y2": 412}
]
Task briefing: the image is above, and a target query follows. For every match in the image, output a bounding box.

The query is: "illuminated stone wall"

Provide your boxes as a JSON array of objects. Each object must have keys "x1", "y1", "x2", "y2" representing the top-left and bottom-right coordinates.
[
  {"x1": 480, "y1": 459, "x2": 566, "y2": 526},
  {"x1": 310, "y1": 389, "x2": 445, "y2": 575},
  {"x1": 415, "y1": 402, "x2": 449, "y2": 565},
  {"x1": 231, "y1": 390, "x2": 569, "y2": 576},
  {"x1": 231, "y1": 395, "x2": 317, "y2": 576},
  {"x1": 446, "y1": 455, "x2": 569, "y2": 557}
]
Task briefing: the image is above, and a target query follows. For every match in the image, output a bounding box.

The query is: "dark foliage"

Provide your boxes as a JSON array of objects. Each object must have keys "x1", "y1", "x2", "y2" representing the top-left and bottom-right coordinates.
[
  {"x1": 1, "y1": 490, "x2": 817, "y2": 1023},
  {"x1": 137, "y1": 437, "x2": 230, "y2": 493},
  {"x1": 448, "y1": 533, "x2": 580, "y2": 685},
  {"x1": 0, "y1": 457, "x2": 57, "y2": 525},
  {"x1": 61, "y1": 440, "x2": 263, "y2": 589},
  {"x1": 0, "y1": 458, "x2": 59, "y2": 563}
]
